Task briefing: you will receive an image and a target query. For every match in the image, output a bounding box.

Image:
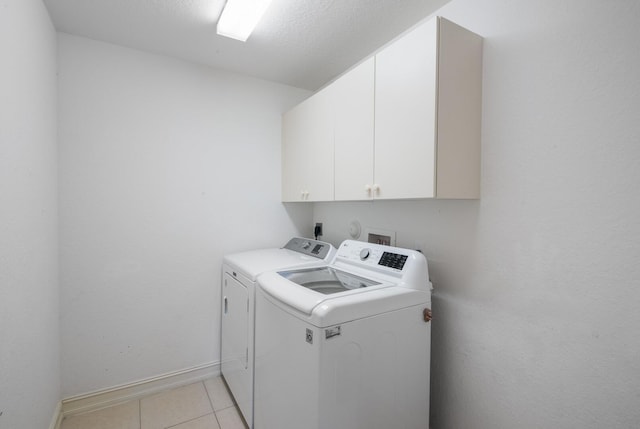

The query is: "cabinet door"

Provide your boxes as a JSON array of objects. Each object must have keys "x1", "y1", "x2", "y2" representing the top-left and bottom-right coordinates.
[
  {"x1": 334, "y1": 58, "x2": 375, "y2": 201},
  {"x1": 374, "y1": 17, "x2": 438, "y2": 199},
  {"x1": 282, "y1": 87, "x2": 334, "y2": 202},
  {"x1": 221, "y1": 273, "x2": 249, "y2": 372},
  {"x1": 220, "y1": 273, "x2": 251, "y2": 420}
]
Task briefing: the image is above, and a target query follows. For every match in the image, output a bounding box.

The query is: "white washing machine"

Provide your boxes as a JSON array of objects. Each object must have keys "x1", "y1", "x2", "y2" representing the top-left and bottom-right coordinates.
[
  {"x1": 254, "y1": 240, "x2": 432, "y2": 429},
  {"x1": 221, "y1": 237, "x2": 336, "y2": 428}
]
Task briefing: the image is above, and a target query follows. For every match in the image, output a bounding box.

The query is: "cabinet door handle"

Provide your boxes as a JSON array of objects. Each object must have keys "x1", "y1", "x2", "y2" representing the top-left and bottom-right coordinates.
[
  {"x1": 365, "y1": 184, "x2": 371, "y2": 194},
  {"x1": 223, "y1": 296, "x2": 228, "y2": 314},
  {"x1": 373, "y1": 184, "x2": 380, "y2": 194}
]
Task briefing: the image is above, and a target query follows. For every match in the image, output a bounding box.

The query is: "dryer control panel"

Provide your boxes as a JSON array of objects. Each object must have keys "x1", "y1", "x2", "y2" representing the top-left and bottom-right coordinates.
[{"x1": 283, "y1": 237, "x2": 332, "y2": 259}]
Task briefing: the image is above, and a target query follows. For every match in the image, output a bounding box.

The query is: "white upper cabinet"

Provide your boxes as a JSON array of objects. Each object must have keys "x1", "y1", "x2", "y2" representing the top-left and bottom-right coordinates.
[
  {"x1": 282, "y1": 85, "x2": 334, "y2": 202},
  {"x1": 375, "y1": 17, "x2": 483, "y2": 199},
  {"x1": 282, "y1": 16, "x2": 482, "y2": 202},
  {"x1": 375, "y1": 18, "x2": 438, "y2": 199},
  {"x1": 334, "y1": 58, "x2": 375, "y2": 201},
  {"x1": 282, "y1": 58, "x2": 374, "y2": 202}
]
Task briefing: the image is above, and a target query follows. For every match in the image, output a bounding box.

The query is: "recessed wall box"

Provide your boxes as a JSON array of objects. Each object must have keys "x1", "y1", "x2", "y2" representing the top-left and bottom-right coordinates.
[{"x1": 364, "y1": 227, "x2": 396, "y2": 246}]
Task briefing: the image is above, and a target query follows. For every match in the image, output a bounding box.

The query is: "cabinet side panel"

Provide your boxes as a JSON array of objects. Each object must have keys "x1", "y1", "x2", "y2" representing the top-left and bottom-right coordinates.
[
  {"x1": 374, "y1": 18, "x2": 438, "y2": 199},
  {"x1": 436, "y1": 18, "x2": 483, "y2": 199}
]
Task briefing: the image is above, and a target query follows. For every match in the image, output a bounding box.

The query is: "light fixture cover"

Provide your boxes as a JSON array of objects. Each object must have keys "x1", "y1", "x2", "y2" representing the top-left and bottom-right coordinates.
[{"x1": 217, "y1": 0, "x2": 273, "y2": 42}]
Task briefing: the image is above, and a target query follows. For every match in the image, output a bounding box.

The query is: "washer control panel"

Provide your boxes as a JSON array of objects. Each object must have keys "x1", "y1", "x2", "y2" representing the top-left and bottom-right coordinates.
[
  {"x1": 337, "y1": 241, "x2": 409, "y2": 272},
  {"x1": 378, "y1": 252, "x2": 408, "y2": 270}
]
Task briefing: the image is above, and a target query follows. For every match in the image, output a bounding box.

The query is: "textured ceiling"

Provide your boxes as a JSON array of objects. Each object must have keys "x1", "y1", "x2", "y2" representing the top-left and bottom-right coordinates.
[{"x1": 43, "y1": 0, "x2": 450, "y2": 90}]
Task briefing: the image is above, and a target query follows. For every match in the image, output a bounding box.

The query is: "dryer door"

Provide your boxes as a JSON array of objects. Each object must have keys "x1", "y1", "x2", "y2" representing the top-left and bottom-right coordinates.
[{"x1": 221, "y1": 273, "x2": 251, "y2": 420}]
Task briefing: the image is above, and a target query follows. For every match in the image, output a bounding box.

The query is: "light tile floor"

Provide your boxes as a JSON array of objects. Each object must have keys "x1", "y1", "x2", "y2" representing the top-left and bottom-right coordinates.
[{"x1": 61, "y1": 376, "x2": 248, "y2": 429}]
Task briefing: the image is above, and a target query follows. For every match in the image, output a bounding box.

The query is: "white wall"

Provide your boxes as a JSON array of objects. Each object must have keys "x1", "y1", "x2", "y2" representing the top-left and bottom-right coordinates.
[
  {"x1": 58, "y1": 34, "x2": 312, "y2": 397},
  {"x1": 0, "y1": 0, "x2": 60, "y2": 428},
  {"x1": 314, "y1": 1, "x2": 640, "y2": 427}
]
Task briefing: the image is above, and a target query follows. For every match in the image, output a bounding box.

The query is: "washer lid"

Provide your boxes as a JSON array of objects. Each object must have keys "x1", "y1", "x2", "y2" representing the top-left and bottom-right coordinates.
[
  {"x1": 258, "y1": 270, "x2": 429, "y2": 327},
  {"x1": 278, "y1": 266, "x2": 381, "y2": 295}
]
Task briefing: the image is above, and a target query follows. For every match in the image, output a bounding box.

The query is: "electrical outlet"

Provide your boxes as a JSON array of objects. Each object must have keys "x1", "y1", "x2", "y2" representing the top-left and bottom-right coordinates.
[{"x1": 314, "y1": 222, "x2": 323, "y2": 238}]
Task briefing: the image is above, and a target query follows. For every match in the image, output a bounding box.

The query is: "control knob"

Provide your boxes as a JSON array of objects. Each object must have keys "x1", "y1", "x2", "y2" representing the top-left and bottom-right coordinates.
[{"x1": 359, "y1": 248, "x2": 371, "y2": 260}]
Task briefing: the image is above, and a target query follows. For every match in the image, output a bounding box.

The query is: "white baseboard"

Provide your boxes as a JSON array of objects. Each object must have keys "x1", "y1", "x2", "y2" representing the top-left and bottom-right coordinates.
[
  {"x1": 61, "y1": 361, "x2": 220, "y2": 417},
  {"x1": 49, "y1": 401, "x2": 63, "y2": 429}
]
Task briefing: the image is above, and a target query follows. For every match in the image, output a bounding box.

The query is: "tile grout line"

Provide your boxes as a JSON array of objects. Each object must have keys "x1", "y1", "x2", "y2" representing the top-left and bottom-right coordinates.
[
  {"x1": 65, "y1": 379, "x2": 228, "y2": 429},
  {"x1": 202, "y1": 380, "x2": 224, "y2": 429},
  {"x1": 216, "y1": 404, "x2": 238, "y2": 412},
  {"x1": 157, "y1": 381, "x2": 215, "y2": 429},
  {"x1": 164, "y1": 411, "x2": 217, "y2": 429},
  {"x1": 202, "y1": 380, "x2": 222, "y2": 429},
  {"x1": 216, "y1": 377, "x2": 248, "y2": 429}
]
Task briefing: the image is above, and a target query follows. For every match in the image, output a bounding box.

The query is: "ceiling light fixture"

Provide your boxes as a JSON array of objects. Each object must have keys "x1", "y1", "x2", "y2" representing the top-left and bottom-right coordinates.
[{"x1": 216, "y1": 0, "x2": 273, "y2": 42}]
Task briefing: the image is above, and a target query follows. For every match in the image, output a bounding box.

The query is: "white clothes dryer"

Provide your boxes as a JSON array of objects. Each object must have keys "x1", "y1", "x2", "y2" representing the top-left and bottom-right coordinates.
[
  {"x1": 221, "y1": 237, "x2": 336, "y2": 428},
  {"x1": 254, "y1": 240, "x2": 432, "y2": 429}
]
